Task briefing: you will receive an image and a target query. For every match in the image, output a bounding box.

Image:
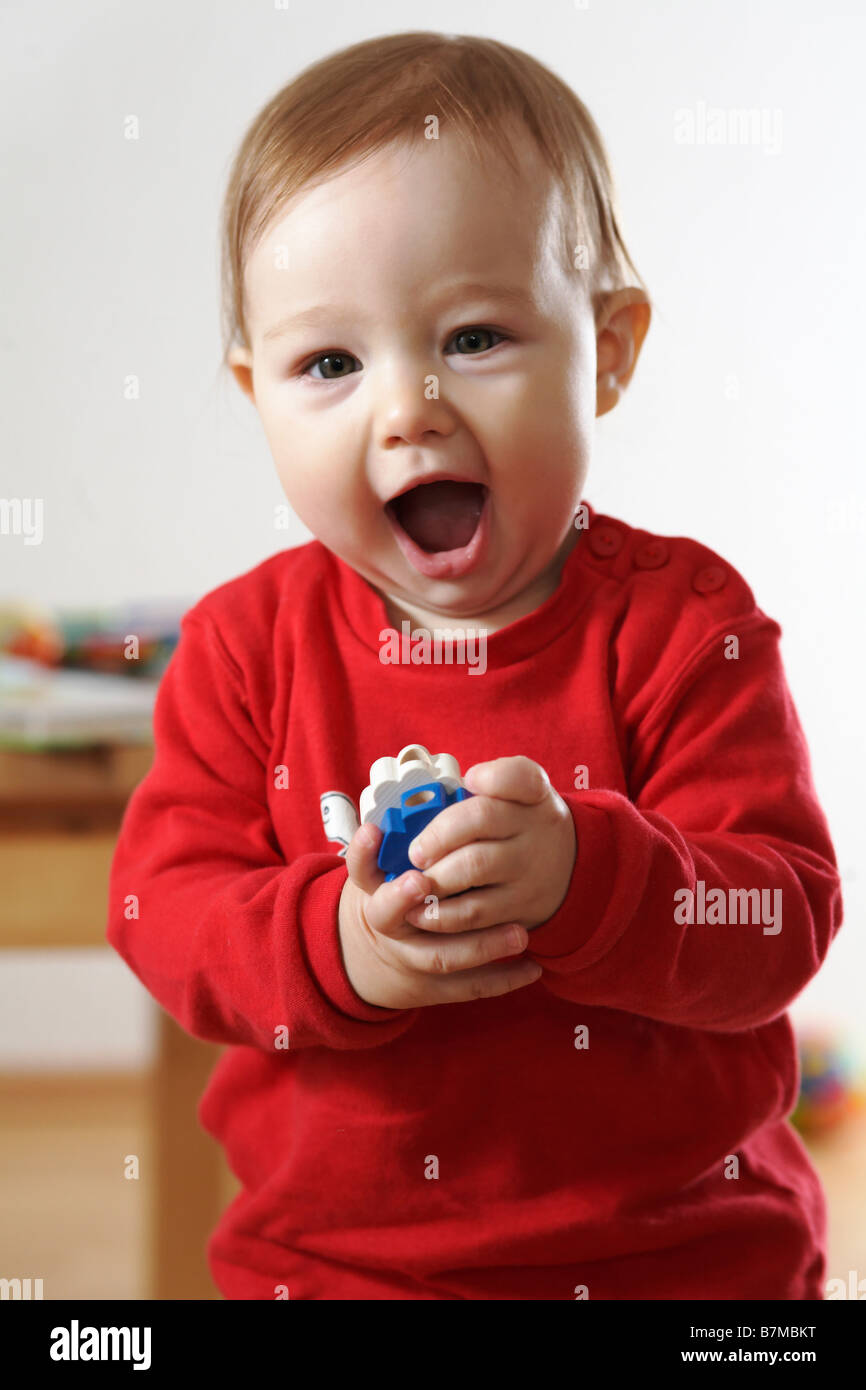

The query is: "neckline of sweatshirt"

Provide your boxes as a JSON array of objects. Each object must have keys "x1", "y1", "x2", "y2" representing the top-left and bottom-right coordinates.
[{"x1": 330, "y1": 499, "x2": 604, "y2": 672}]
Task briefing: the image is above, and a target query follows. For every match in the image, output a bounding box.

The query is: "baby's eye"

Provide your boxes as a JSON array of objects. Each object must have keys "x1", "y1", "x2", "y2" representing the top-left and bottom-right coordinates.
[
  {"x1": 303, "y1": 352, "x2": 360, "y2": 381},
  {"x1": 446, "y1": 327, "x2": 506, "y2": 355}
]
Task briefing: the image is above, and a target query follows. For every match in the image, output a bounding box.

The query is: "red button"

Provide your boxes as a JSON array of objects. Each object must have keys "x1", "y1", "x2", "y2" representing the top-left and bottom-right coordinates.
[
  {"x1": 692, "y1": 565, "x2": 727, "y2": 594},
  {"x1": 588, "y1": 523, "x2": 624, "y2": 558},
  {"x1": 634, "y1": 539, "x2": 669, "y2": 569}
]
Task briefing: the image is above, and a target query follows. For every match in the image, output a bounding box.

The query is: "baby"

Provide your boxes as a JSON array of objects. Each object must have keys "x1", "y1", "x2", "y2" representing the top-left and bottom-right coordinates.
[{"x1": 108, "y1": 32, "x2": 843, "y2": 1301}]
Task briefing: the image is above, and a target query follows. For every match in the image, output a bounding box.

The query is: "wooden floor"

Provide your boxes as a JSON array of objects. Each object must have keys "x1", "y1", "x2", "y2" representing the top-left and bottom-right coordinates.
[
  {"x1": 0, "y1": 1073, "x2": 863, "y2": 1300},
  {"x1": 0, "y1": 1072, "x2": 239, "y2": 1301}
]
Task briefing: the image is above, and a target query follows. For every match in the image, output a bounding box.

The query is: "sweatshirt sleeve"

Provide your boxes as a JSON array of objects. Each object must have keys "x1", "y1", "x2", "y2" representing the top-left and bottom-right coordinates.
[
  {"x1": 106, "y1": 609, "x2": 419, "y2": 1052},
  {"x1": 527, "y1": 606, "x2": 843, "y2": 1033}
]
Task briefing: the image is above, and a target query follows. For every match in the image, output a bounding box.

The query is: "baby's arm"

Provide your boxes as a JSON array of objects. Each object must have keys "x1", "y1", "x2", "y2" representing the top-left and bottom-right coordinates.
[
  {"x1": 106, "y1": 610, "x2": 419, "y2": 1052},
  {"x1": 524, "y1": 605, "x2": 843, "y2": 1032}
]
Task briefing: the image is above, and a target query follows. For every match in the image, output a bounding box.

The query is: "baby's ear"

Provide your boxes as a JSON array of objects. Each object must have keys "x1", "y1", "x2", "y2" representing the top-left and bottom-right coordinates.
[
  {"x1": 228, "y1": 345, "x2": 255, "y2": 404},
  {"x1": 595, "y1": 289, "x2": 651, "y2": 417}
]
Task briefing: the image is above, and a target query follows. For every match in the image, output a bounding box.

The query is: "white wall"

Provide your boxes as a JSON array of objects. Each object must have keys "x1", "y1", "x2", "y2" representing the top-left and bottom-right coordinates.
[{"x1": 2, "y1": 0, "x2": 863, "y2": 1066}]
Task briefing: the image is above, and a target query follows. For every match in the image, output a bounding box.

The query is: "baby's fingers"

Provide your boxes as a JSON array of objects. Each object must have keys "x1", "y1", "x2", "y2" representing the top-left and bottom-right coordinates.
[
  {"x1": 425, "y1": 956, "x2": 543, "y2": 1003},
  {"x1": 344, "y1": 821, "x2": 386, "y2": 896},
  {"x1": 399, "y1": 920, "x2": 531, "y2": 974},
  {"x1": 364, "y1": 869, "x2": 432, "y2": 939}
]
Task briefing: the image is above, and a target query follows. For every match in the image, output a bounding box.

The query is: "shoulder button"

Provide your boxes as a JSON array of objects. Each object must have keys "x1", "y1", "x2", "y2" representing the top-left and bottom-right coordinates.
[
  {"x1": 633, "y1": 539, "x2": 669, "y2": 570},
  {"x1": 588, "y1": 522, "x2": 624, "y2": 558},
  {"x1": 692, "y1": 564, "x2": 727, "y2": 594}
]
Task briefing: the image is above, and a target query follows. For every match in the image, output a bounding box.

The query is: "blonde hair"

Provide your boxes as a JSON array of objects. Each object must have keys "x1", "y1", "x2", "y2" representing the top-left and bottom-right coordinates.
[{"x1": 219, "y1": 31, "x2": 647, "y2": 366}]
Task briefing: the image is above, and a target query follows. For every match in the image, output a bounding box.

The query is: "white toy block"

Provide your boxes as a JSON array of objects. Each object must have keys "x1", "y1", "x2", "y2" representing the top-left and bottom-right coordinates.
[{"x1": 359, "y1": 743, "x2": 466, "y2": 829}]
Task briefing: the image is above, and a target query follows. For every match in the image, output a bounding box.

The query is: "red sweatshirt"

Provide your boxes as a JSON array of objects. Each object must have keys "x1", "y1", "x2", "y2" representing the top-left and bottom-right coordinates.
[{"x1": 107, "y1": 501, "x2": 843, "y2": 1300}]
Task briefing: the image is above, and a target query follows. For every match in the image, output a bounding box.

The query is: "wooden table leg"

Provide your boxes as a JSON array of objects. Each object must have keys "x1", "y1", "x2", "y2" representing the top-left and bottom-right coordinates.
[{"x1": 151, "y1": 1010, "x2": 224, "y2": 1299}]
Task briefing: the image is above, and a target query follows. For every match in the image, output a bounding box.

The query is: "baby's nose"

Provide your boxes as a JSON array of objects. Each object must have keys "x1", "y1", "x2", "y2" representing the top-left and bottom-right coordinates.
[{"x1": 374, "y1": 363, "x2": 455, "y2": 448}]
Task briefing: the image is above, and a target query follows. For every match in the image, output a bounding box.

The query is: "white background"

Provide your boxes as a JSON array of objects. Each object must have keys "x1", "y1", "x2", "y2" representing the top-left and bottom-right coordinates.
[{"x1": 1, "y1": 0, "x2": 863, "y2": 1068}]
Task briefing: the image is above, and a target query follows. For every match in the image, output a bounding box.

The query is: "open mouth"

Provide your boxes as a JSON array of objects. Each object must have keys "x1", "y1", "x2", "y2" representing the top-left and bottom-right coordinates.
[{"x1": 386, "y1": 480, "x2": 487, "y2": 554}]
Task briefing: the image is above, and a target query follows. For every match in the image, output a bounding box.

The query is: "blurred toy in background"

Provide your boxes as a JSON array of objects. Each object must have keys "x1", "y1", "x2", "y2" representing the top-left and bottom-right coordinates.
[
  {"x1": 791, "y1": 1025, "x2": 866, "y2": 1138},
  {"x1": 0, "y1": 601, "x2": 185, "y2": 680},
  {"x1": 0, "y1": 605, "x2": 64, "y2": 667},
  {"x1": 56, "y1": 611, "x2": 178, "y2": 679}
]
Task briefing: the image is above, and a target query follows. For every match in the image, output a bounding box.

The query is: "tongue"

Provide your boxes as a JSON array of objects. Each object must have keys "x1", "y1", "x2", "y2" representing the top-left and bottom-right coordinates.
[{"x1": 391, "y1": 480, "x2": 485, "y2": 553}]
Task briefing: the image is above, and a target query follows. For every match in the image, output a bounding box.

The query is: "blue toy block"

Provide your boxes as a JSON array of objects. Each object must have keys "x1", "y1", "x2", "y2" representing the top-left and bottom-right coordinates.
[{"x1": 378, "y1": 781, "x2": 473, "y2": 881}]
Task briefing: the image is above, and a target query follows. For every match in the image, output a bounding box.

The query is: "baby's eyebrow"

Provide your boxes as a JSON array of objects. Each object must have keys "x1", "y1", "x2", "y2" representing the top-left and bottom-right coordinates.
[
  {"x1": 438, "y1": 279, "x2": 540, "y2": 314},
  {"x1": 263, "y1": 281, "x2": 539, "y2": 343},
  {"x1": 264, "y1": 305, "x2": 344, "y2": 341}
]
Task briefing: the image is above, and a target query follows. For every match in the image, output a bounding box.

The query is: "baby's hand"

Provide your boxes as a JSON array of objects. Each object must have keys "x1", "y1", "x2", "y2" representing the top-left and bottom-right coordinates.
[
  {"x1": 402, "y1": 756, "x2": 576, "y2": 932},
  {"x1": 337, "y1": 821, "x2": 542, "y2": 1010}
]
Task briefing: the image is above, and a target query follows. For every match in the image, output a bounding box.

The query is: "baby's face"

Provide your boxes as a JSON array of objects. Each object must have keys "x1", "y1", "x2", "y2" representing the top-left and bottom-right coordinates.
[{"x1": 233, "y1": 128, "x2": 607, "y2": 625}]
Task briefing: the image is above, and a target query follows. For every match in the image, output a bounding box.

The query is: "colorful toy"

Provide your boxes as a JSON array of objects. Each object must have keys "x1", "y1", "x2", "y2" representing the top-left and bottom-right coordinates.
[
  {"x1": 359, "y1": 743, "x2": 473, "y2": 881},
  {"x1": 790, "y1": 1026, "x2": 864, "y2": 1137},
  {"x1": 0, "y1": 605, "x2": 63, "y2": 667}
]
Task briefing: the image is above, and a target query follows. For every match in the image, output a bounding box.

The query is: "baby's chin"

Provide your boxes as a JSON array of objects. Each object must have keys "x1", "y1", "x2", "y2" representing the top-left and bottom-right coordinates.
[{"x1": 375, "y1": 540, "x2": 575, "y2": 635}]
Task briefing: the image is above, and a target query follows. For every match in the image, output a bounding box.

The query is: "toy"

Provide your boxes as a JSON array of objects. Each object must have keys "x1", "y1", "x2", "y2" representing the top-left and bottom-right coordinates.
[
  {"x1": 790, "y1": 1026, "x2": 864, "y2": 1137},
  {"x1": 359, "y1": 743, "x2": 474, "y2": 881},
  {"x1": 319, "y1": 790, "x2": 361, "y2": 857}
]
